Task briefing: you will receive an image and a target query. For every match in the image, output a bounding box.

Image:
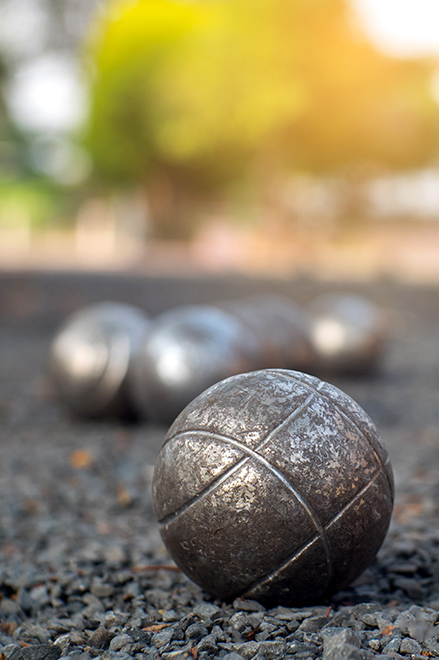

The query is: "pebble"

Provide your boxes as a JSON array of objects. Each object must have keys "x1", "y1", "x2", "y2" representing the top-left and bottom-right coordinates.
[
  {"x1": 399, "y1": 636, "x2": 422, "y2": 654},
  {"x1": 109, "y1": 635, "x2": 134, "y2": 651},
  {"x1": 88, "y1": 627, "x2": 115, "y2": 649}
]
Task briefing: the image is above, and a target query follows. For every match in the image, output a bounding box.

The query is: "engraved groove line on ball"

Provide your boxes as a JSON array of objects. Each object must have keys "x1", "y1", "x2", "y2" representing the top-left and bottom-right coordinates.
[
  {"x1": 242, "y1": 536, "x2": 320, "y2": 599},
  {"x1": 325, "y1": 468, "x2": 382, "y2": 531},
  {"x1": 266, "y1": 369, "x2": 393, "y2": 496},
  {"x1": 158, "y1": 427, "x2": 333, "y2": 588},
  {"x1": 239, "y1": 467, "x2": 383, "y2": 599},
  {"x1": 158, "y1": 390, "x2": 317, "y2": 526},
  {"x1": 159, "y1": 387, "x2": 333, "y2": 586},
  {"x1": 158, "y1": 427, "x2": 325, "y2": 535},
  {"x1": 163, "y1": 387, "x2": 316, "y2": 448}
]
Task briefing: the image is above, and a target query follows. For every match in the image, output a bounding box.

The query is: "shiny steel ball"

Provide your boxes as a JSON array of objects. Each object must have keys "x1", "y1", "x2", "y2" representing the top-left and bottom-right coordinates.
[
  {"x1": 153, "y1": 369, "x2": 394, "y2": 605},
  {"x1": 129, "y1": 305, "x2": 255, "y2": 423},
  {"x1": 50, "y1": 302, "x2": 149, "y2": 418},
  {"x1": 309, "y1": 293, "x2": 388, "y2": 375},
  {"x1": 220, "y1": 295, "x2": 315, "y2": 371}
]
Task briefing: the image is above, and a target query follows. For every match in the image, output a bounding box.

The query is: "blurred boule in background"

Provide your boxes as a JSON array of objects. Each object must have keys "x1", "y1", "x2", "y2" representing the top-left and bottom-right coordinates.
[
  {"x1": 308, "y1": 292, "x2": 390, "y2": 375},
  {"x1": 220, "y1": 294, "x2": 315, "y2": 372},
  {"x1": 128, "y1": 304, "x2": 255, "y2": 423},
  {"x1": 49, "y1": 301, "x2": 150, "y2": 419}
]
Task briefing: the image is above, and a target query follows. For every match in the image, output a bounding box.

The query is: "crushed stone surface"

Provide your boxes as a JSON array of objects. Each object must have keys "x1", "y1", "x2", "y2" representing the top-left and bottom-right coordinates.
[{"x1": 2, "y1": 271, "x2": 439, "y2": 660}]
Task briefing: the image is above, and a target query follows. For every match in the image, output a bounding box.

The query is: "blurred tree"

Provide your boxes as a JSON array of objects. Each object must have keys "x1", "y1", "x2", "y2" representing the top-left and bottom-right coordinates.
[
  {"x1": 84, "y1": 0, "x2": 439, "y2": 238},
  {"x1": 0, "y1": 52, "x2": 28, "y2": 179}
]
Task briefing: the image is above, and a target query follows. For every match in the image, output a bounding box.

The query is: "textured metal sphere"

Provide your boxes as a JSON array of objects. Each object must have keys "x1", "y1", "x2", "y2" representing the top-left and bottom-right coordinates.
[
  {"x1": 220, "y1": 295, "x2": 315, "y2": 371},
  {"x1": 50, "y1": 302, "x2": 149, "y2": 418},
  {"x1": 309, "y1": 293, "x2": 388, "y2": 375},
  {"x1": 129, "y1": 305, "x2": 255, "y2": 423},
  {"x1": 153, "y1": 369, "x2": 394, "y2": 606}
]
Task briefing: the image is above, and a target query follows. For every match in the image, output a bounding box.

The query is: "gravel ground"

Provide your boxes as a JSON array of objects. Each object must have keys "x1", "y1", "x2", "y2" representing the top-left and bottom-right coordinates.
[{"x1": 2, "y1": 270, "x2": 439, "y2": 660}]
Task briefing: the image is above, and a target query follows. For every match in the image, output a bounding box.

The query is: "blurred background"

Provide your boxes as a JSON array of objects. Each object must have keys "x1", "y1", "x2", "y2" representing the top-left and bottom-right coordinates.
[{"x1": 1, "y1": 0, "x2": 439, "y2": 281}]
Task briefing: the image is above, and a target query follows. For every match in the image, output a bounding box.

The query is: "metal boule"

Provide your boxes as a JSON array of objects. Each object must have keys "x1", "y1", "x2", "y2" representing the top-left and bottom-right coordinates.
[
  {"x1": 49, "y1": 301, "x2": 150, "y2": 418},
  {"x1": 153, "y1": 368, "x2": 394, "y2": 606},
  {"x1": 220, "y1": 295, "x2": 315, "y2": 371},
  {"x1": 308, "y1": 293, "x2": 389, "y2": 375},
  {"x1": 129, "y1": 305, "x2": 255, "y2": 423}
]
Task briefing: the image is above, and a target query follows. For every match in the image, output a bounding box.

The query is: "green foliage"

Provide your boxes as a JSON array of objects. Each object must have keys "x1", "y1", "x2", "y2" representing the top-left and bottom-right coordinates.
[
  {"x1": 0, "y1": 180, "x2": 67, "y2": 230},
  {"x1": 85, "y1": 0, "x2": 307, "y2": 190},
  {"x1": 84, "y1": 0, "x2": 439, "y2": 235}
]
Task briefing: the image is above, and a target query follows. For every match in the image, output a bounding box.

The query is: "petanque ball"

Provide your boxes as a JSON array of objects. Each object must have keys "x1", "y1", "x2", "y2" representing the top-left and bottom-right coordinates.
[
  {"x1": 220, "y1": 295, "x2": 315, "y2": 372},
  {"x1": 153, "y1": 369, "x2": 394, "y2": 605},
  {"x1": 309, "y1": 293, "x2": 388, "y2": 375},
  {"x1": 129, "y1": 305, "x2": 256, "y2": 423},
  {"x1": 50, "y1": 302, "x2": 149, "y2": 418}
]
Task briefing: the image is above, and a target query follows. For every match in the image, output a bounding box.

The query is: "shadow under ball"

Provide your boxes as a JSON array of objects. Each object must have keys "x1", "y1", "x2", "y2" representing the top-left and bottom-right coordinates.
[
  {"x1": 153, "y1": 369, "x2": 394, "y2": 606},
  {"x1": 129, "y1": 305, "x2": 256, "y2": 424},
  {"x1": 309, "y1": 293, "x2": 388, "y2": 375},
  {"x1": 49, "y1": 302, "x2": 150, "y2": 418}
]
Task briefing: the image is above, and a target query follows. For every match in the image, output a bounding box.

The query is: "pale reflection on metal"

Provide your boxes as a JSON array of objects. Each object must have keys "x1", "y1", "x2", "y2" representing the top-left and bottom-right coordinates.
[
  {"x1": 129, "y1": 305, "x2": 255, "y2": 423},
  {"x1": 50, "y1": 302, "x2": 150, "y2": 418},
  {"x1": 309, "y1": 293, "x2": 388, "y2": 375},
  {"x1": 219, "y1": 295, "x2": 315, "y2": 372},
  {"x1": 153, "y1": 369, "x2": 394, "y2": 606}
]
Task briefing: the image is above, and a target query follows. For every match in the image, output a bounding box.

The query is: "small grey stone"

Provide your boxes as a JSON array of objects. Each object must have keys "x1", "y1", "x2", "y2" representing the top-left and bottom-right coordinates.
[
  {"x1": 193, "y1": 601, "x2": 222, "y2": 619},
  {"x1": 54, "y1": 634, "x2": 71, "y2": 653},
  {"x1": 229, "y1": 613, "x2": 254, "y2": 633},
  {"x1": 285, "y1": 620, "x2": 300, "y2": 633},
  {"x1": 17, "y1": 589, "x2": 35, "y2": 613},
  {"x1": 287, "y1": 641, "x2": 320, "y2": 656},
  {"x1": 235, "y1": 641, "x2": 261, "y2": 659},
  {"x1": 289, "y1": 611, "x2": 314, "y2": 621},
  {"x1": 90, "y1": 582, "x2": 114, "y2": 599},
  {"x1": 258, "y1": 622, "x2": 277, "y2": 635},
  {"x1": 3, "y1": 644, "x2": 22, "y2": 659},
  {"x1": 211, "y1": 624, "x2": 226, "y2": 643},
  {"x1": 257, "y1": 641, "x2": 288, "y2": 659},
  {"x1": 123, "y1": 628, "x2": 151, "y2": 645},
  {"x1": 88, "y1": 627, "x2": 115, "y2": 649},
  {"x1": 104, "y1": 612, "x2": 130, "y2": 628},
  {"x1": 197, "y1": 633, "x2": 218, "y2": 654},
  {"x1": 160, "y1": 652, "x2": 188, "y2": 660},
  {"x1": 11, "y1": 644, "x2": 62, "y2": 660},
  {"x1": 424, "y1": 638, "x2": 439, "y2": 654},
  {"x1": 233, "y1": 600, "x2": 266, "y2": 613},
  {"x1": 320, "y1": 629, "x2": 360, "y2": 647},
  {"x1": 22, "y1": 624, "x2": 51, "y2": 644},
  {"x1": 161, "y1": 610, "x2": 181, "y2": 622},
  {"x1": 0, "y1": 598, "x2": 22, "y2": 615},
  {"x1": 222, "y1": 654, "x2": 245, "y2": 660},
  {"x1": 361, "y1": 613, "x2": 380, "y2": 628},
  {"x1": 68, "y1": 631, "x2": 84, "y2": 645},
  {"x1": 123, "y1": 581, "x2": 140, "y2": 599},
  {"x1": 323, "y1": 630, "x2": 363, "y2": 660},
  {"x1": 399, "y1": 637, "x2": 422, "y2": 655},
  {"x1": 145, "y1": 589, "x2": 172, "y2": 609},
  {"x1": 109, "y1": 634, "x2": 134, "y2": 651},
  {"x1": 382, "y1": 638, "x2": 400, "y2": 654},
  {"x1": 299, "y1": 616, "x2": 329, "y2": 633},
  {"x1": 267, "y1": 607, "x2": 301, "y2": 621},
  {"x1": 151, "y1": 627, "x2": 174, "y2": 648},
  {"x1": 185, "y1": 623, "x2": 208, "y2": 641},
  {"x1": 0, "y1": 631, "x2": 15, "y2": 646},
  {"x1": 29, "y1": 585, "x2": 51, "y2": 607}
]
